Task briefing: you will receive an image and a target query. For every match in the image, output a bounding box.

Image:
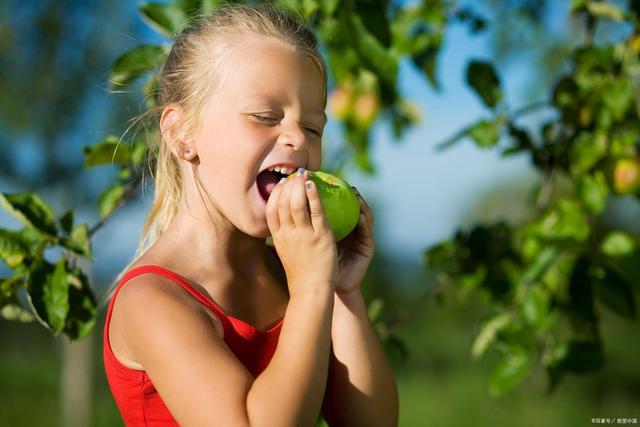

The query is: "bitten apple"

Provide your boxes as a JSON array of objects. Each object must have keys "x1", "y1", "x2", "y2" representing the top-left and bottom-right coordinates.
[{"x1": 290, "y1": 170, "x2": 360, "y2": 241}]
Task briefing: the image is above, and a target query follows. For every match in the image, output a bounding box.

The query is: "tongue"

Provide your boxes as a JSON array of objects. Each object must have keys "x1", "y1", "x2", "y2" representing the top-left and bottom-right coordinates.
[{"x1": 257, "y1": 170, "x2": 280, "y2": 201}]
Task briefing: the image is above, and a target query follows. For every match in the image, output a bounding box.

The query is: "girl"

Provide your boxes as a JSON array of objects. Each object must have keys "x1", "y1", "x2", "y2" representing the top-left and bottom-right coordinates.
[{"x1": 102, "y1": 3, "x2": 398, "y2": 426}]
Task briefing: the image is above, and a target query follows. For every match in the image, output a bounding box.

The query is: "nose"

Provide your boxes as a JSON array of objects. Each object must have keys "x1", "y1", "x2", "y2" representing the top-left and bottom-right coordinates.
[{"x1": 277, "y1": 120, "x2": 309, "y2": 151}]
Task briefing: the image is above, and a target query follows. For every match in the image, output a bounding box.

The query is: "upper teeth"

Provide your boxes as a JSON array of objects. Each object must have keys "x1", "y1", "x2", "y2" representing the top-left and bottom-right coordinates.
[{"x1": 268, "y1": 166, "x2": 297, "y2": 175}]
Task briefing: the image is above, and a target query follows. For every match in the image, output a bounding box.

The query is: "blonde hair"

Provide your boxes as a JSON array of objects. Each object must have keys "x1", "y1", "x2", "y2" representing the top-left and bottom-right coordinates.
[{"x1": 100, "y1": 2, "x2": 327, "y2": 307}]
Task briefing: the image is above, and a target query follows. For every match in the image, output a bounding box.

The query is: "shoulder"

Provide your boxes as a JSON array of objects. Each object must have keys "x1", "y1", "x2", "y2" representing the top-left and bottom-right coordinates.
[
  {"x1": 109, "y1": 270, "x2": 225, "y2": 369},
  {"x1": 108, "y1": 270, "x2": 255, "y2": 425},
  {"x1": 115, "y1": 270, "x2": 224, "y2": 334}
]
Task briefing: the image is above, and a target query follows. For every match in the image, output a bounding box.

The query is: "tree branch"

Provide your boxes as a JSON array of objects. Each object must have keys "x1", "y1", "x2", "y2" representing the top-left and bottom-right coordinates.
[
  {"x1": 88, "y1": 176, "x2": 142, "y2": 237},
  {"x1": 434, "y1": 100, "x2": 549, "y2": 152}
]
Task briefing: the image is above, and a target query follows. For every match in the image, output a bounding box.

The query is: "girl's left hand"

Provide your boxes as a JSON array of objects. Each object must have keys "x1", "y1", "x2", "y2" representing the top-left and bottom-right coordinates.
[{"x1": 336, "y1": 187, "x2": 376, "y2": 294}]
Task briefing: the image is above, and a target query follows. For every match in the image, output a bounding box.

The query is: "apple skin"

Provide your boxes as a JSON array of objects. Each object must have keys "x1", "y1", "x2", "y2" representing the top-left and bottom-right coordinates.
[
  {"x1": 308, "y1": 171, "x2": 361, "y2": 241},
  {"x1": 611, "y1": 157, "x2": 640, "y2": 195},
  {"x1": 283, "y1": 170, "x2": 360, "y2": 241}
]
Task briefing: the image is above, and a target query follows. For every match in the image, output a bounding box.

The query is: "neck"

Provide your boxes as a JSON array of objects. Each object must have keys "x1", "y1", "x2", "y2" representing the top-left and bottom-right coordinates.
[{"x1": 155, "y1": 204, "x2": 272, "y2": 291}]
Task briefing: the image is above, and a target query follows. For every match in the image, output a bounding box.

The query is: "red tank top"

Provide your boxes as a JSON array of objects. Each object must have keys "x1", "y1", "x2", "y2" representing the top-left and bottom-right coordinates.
[{"x1": 103, "y1": 264, "x2": 284, "y2": 426}]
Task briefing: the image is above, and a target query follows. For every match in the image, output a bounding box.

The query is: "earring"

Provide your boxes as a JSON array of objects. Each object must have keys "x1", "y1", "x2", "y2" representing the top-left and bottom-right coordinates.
[{"x1": 179, "y1": 143, "x2": 192, "y2": 159}]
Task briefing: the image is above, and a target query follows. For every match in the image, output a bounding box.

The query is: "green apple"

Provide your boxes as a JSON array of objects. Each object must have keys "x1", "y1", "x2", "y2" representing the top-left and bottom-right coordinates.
[
  {"x1": 264, "y1": 170, "x2": 361, "y2": 243},
  {"x1": 306, "y1": 171, "x2": 361, "y2": 241}
]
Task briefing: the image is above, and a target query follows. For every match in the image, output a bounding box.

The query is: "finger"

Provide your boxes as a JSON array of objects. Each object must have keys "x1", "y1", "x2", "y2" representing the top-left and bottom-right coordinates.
[
  {"x1": 290, "y1": 169, "x2": 311, "y2": 228},
  {"x1": 265, "y1": 182, "x2": 282, "y2": 232},
  {"x1": 277, "y1": 176, "x2": 294, "y2": 227},
  {"x1": 357, "y1": 211, "x2": 373, "y2": 240},
  {"x1": 352, "y1": 186, "x2": 374, "y2": 227},
  {"x1": 305, "y1": 178, "x2": 329, "y2": 233}
]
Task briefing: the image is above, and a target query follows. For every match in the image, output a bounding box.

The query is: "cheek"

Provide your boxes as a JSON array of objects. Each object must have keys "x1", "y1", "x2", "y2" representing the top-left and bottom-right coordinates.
[{"x1": 309, "y1": 143, "x2": 323, "y2": 170}]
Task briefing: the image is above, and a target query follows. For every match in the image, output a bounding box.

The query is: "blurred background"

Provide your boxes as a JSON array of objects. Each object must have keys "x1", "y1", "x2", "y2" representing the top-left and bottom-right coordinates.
[{"x1": 1, "y1": 0, "x2": 639, "y2": 426}]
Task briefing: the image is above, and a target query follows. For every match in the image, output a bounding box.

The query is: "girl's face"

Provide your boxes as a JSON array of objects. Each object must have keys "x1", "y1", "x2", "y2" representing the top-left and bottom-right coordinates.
[{"x1": 192, "y1": 38, "x2": 326, "y2": 237}]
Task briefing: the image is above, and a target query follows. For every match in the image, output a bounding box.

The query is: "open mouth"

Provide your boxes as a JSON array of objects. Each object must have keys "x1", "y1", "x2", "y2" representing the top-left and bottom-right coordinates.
[{"x1": 256, "y1": 169, "x2": 291, "y2": 202}]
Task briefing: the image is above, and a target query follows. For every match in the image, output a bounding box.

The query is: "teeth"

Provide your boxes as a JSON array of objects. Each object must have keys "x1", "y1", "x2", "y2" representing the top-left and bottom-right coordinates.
[{"x1": 267, "y1": 166, "x2": 297, "y2": 175}]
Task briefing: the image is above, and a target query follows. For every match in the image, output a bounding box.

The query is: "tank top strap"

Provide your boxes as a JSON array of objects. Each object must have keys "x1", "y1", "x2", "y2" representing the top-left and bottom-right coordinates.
[{"x1": 116, "y1": 265, "x2": 232, "y2": 336}]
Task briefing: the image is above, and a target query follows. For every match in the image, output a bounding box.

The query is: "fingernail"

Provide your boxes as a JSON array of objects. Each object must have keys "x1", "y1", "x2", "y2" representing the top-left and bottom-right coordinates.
[
  {"x1": 297, "y1": 167, "x2": 305, "y2": 176},
  {"x1": 279, "y1": 177, "x2": 287, "y2": 184},
  {"x1": 305, "y1": 181, "x2": 312, "y2": 190}
]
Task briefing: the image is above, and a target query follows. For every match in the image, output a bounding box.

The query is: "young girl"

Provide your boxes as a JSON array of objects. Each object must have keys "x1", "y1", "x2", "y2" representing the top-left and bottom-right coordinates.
[{"x1": 102, "y1": 4, "x2": 398, "y2": 426}]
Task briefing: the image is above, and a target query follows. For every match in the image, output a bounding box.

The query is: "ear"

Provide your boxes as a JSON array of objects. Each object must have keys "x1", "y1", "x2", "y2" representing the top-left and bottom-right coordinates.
[{"x1": 160, "y1": 105, "x2": 198, "y2": 161}]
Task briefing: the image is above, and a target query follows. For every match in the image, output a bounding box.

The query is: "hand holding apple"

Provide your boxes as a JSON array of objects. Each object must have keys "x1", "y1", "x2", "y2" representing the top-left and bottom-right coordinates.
[{"x1": 334, "y1": 185, "x2": 376, "y2": 295}]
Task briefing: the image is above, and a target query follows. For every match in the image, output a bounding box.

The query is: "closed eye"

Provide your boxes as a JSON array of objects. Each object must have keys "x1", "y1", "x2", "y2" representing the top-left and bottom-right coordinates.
[
  {"x1": 253, "y1": 114, "x2": 279, "y2": 124},
  {"x1": 252, "y1": 115, "x2": 322, "y2": 137}
]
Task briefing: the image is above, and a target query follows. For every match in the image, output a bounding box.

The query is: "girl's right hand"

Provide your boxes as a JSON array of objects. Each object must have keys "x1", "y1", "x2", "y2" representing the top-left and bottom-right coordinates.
[{"x1": 265, "y1": 168, "x2": 338, "y2": 295}]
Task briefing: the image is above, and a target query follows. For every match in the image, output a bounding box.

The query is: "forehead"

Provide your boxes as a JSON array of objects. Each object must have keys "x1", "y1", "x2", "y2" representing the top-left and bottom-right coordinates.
[{"x1": 221, "y1": 38, "x2": 325, "y2": 111}]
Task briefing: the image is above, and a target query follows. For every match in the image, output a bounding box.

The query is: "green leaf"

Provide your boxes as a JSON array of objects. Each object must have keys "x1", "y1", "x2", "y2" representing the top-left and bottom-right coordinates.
[
  {"x1": 601, "y1": 231, "x2": 636, "y2": 257},
  {"x1": 139, "y1": 2, "x2": 189, "y2": 37},
  {"x1": 346, "y1": 11, "x2": 398, "y2": 88},
  {"x1": 0, "y1": 229, "x2": 28, "y2": 269},
  {"x1": 603, "y1": 77, "x2": 632, "y2": 121},
  {"x1": 521, "y1": 246, "x2": 557, "y2": 285},
  {"x1": 576, "y1": 171, "x2": 609, "y2": 214},
  {"x1": 536, "y1": 199, "x2": 590, "y2": 243},
  {"x1": 60, "y1": 224, "x2": 92, "y2": 259},
  {"x1": 18, "y1": 227, "x2": 52, "y2": 247},
  {"x1": 471, "y1": 312, "x2": 513, "y2": 358},
  {"x1": 570, "y1": 0, "x2": 588, "y2": 12},
  {"x1": 468, "y1": 117, "x2": 505, "y2": 148},
  {"x1": 58, "y1": 210, "x2": 74, "y2": 235},
  {"x1": 586, "y1": 1, "x2": 625, "y2": 21},
  {"x1": 131, "y1": 142, "x2": 149, "y2": 166},
  {"x1": 27, "y1": 258, "x2": 54, "y2": 329},
  {"x1": 46, "y1": 258, "x2": 70, "y2": 333},
  {"x1": 411, "y1": 36, "x2": 441, "y2": 89},
  {"x1": 0, "y1": 193, "x2": 57, "y2": 236},
  {"x1": 110, "y1": 44, "x2": 168, "y2": 88},
  {"x1": 521, "y1": 287, "x2": 549, "y2": 329},
  {"x1": 423, "y1": 240, "x2": 460, "y2": 274},
  {"x1": 84, "y1": 136, "x2": 131, "y2": 167},
  {"x1": 466, "y1": 60, "x2": 502, "y2": 109},
  {"x1": 64, "y1": 267, "x2": 97, "y2": 340},
  {"x1": 502, "y1": 123, "x2": 533, "y2": 156},
  {"x1": 355, "y1": 1, "x2": 391, "y2": 48},
  {"x1": 568, "y1": 132, "x2": 607, "y2": 175},
  {"x1": 489, "y1": 350, "x2": 530, "y2": 397},
  {"x1": 591, "y1": 265, "x2": 636, "y2": 319},
  {"x1": 98, "y1": 184, "x2": 127, "y2": 219}
]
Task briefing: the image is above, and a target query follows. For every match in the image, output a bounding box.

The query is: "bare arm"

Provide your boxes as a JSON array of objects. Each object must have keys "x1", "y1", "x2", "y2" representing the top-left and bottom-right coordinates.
[
  {"x1": 117, "y1": 277, "x2": 334, "y2": 427},
  {"x1": 322, "y1": 289, "x2": 399, "y2": 427},
  {"x1": 248, "y1": 285, "x2": 334, "y2": 426}
]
